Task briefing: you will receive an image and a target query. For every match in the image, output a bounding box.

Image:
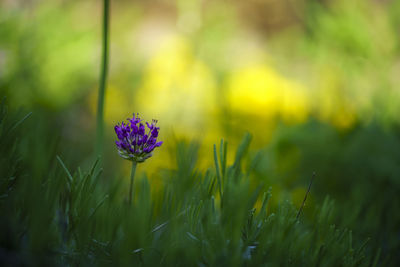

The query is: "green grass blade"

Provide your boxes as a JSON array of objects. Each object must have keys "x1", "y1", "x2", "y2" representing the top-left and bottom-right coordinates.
[
  {"x1": 213, "y1": 143, "x2": 223, "y2": 197},
  {"x1": 56, "y1": 155, "x2": 73, "y2": 186},
  {"x1": 9, "y1": 112, "x2": 32, "y2": 132}
]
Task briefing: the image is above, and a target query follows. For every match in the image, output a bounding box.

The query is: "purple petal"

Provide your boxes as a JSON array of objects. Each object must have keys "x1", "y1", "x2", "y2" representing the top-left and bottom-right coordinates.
[
  {"x1": 151, "y1": 127, "x2": 159, "y2": 137},
  {"x1": 142, "y1": 134, "x2": 148, "y2": 144},
  {"x1": 155, "y1": 141, "x2": 163, "y2": 147},
  {"x1": 138, "y1": 124, "x2": 145, "y2": 135}
]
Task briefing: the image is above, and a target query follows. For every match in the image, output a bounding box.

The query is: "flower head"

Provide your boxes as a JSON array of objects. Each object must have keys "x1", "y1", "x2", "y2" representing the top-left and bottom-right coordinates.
[{"x1": 114, "y1": 113, "x2": 163, "y2": 162}]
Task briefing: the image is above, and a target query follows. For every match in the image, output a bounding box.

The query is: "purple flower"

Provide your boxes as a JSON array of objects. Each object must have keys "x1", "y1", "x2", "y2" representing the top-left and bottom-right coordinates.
[{"x1": 114, "y1": 114, "x2": 163, "y2": 163}]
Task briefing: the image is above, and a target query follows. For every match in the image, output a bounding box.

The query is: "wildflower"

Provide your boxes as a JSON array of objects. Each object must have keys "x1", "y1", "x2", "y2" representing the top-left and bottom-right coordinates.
[
  {"x1": 114, "y1": 113, "x2": 163, "y2": 205},
  {"x1": 114, "y1": 113, "x2": 163, "y2": 163}
]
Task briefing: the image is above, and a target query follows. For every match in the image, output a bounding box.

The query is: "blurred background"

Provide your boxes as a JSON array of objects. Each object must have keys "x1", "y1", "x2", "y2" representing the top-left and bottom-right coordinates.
[{"x1": 1, "y1": 0, "x2": 400, "y2": 263}]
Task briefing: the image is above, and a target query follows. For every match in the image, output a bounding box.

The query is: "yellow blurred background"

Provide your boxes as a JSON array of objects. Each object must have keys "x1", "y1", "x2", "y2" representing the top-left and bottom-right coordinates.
[{"x1": 1, "y1": 0, "x2": 400, "y2": 188}]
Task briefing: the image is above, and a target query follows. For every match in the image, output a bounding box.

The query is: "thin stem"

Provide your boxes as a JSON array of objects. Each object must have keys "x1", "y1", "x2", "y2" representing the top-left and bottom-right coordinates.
[
  {"x1": 95, "y1": 0, "x2": 110, "y2": 158},
  {"x1": 296, "y1": 172, "x2": 316, "y2": 220},
  {"x1": 129, "y1": 161, "x2": 137, "y2": 205},
  {"x1": 213, "y1": 144, "x2": 223, "y2": 198}
]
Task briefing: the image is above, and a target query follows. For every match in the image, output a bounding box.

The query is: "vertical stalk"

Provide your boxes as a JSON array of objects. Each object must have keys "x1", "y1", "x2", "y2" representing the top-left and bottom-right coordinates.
[
  {"x1": 296, "y1": 172, "x2": 316, "y2": 220},
  {"x1": 96, "y1": 0, "x2": 110, "y2": 157},
  {"x1": 129, "y1": 161, "x2": 137, "y2": 205},
  {"x1": 213, "y1": 144, "x2": 223, "y2": 198}
]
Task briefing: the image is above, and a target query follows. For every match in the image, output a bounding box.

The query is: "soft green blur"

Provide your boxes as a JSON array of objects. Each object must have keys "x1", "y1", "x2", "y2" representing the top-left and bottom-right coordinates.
[
  {"x1": 1, "y1": 0, "x2": 400, "y2": 193},
  {"x1": 2, "y1": 0, "x2": 400, "y2": 136}
]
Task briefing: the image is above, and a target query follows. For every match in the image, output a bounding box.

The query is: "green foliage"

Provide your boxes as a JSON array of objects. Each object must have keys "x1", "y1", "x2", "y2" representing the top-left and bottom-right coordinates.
[
  {"x1": 257, "y1": 120, "x2": 400, "y2": 265},
  {"x1": 0, "y1": 103, "x2": 376, "y2": 266}
]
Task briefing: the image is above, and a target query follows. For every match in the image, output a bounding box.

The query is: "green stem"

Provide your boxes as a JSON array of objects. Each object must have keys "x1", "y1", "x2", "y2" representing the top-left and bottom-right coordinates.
[
  {"x1": 296, "y1": 172, "x2": 316, "y2": 220},
  {"x1": 95, "y1": 0, "x2": 110, "y2": 158},
  {"x1": 129, "y1": 161, "x2": 137, "y2": 205},
  {"x1": 213, "y1": 144, "x2": 223, "y2": 199}
]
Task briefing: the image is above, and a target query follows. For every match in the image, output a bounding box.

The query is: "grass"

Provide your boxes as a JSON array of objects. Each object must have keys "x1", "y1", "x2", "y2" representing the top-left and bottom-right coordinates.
[{"x1": 0, "y1": 101, "x2": 377, "y2": 266}]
